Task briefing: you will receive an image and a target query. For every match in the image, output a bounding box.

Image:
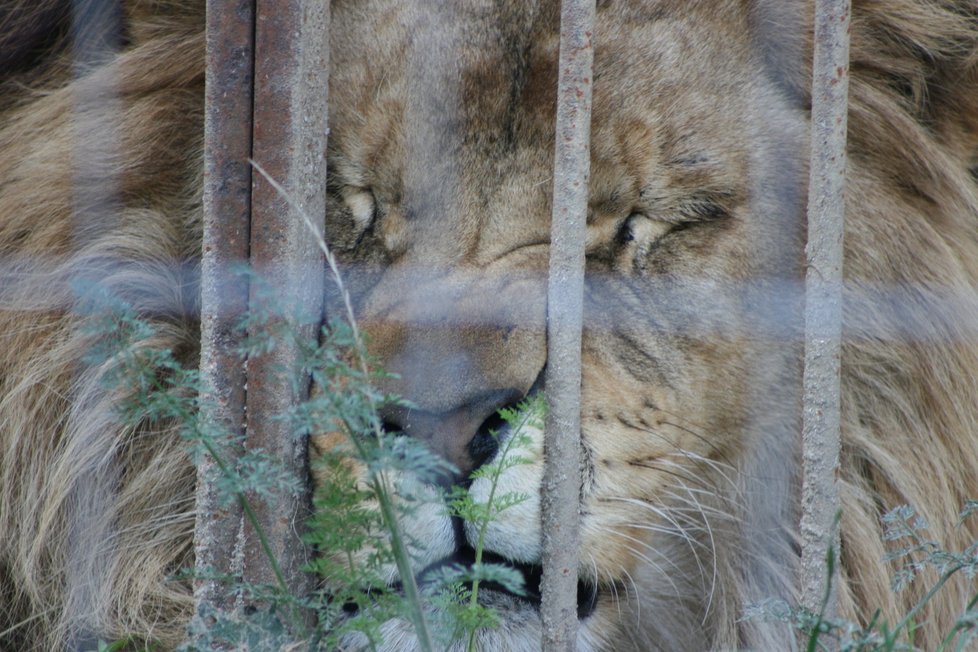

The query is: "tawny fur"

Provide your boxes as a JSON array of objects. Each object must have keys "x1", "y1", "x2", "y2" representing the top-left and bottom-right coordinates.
[{"x1": 0, "y1": 1, "x2": 976, "y2": 650}]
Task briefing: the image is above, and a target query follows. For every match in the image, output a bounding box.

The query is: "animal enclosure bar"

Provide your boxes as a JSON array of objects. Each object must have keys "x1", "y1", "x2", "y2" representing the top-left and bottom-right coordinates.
[
  {"x1": 541, "y1": 0, "x2": 595, "y2": 649},
  {"x1": 800, "y1": 0, "x2": 850, "y2": 617},
  {"x1": 242, "y1": 0, "x2": 329, "y2": 605},
  {"x1": 197, "y1": 0, "x2": 330, "y2": 626},
  {"x1": 195, "y1": 0, "x2": 254, "y2": 619}
]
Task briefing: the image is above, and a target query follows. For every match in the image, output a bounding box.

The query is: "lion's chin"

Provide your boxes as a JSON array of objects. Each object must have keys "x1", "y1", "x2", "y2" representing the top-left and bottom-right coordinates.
[
  {"x1": 422, "y1": 543, "x2": 600, "y2": 617},
  {"x1": 344, "y1": 592, "x2": 602, "y2": 652},
  {"x1": 340, "y1": 548, "x2": 602, "y2": 651}
]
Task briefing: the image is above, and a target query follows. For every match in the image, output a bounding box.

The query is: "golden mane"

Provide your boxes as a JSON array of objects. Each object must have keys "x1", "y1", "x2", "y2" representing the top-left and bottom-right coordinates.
[{"x1": 813, "y1": 0, "x2": 978, "y2": 643}]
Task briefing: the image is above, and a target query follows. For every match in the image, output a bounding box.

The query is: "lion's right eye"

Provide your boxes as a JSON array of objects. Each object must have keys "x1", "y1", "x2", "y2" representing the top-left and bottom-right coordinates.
[{"x1": 341, "y1": 188, "x2": 377, "y2": 237}]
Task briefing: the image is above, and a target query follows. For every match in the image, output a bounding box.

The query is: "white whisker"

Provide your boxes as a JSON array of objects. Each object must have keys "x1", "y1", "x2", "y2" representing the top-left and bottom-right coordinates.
[
  {"x1": 663, "y1": 481, "x2": 719, "y2": 624},
  {"x1": 619, "y1": 564, "x2": 640, "y2": 626},
  {"x1": 598, "y1": 526, "x2": 684, "y2": 599}
]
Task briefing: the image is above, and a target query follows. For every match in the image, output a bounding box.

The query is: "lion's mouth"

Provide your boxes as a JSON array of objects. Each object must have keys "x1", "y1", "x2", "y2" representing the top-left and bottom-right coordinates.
[{"x1": 412, "y1": 544, "x2": 599, "y2": 620}]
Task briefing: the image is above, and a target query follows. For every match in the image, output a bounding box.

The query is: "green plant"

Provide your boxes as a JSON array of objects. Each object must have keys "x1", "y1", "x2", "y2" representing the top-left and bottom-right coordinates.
[
  {"x1": 296, "y1": 315, "x2": 449, "y2": 651},
  {"x1": 78, "y1": 280, "x2": 311, "y2": 649},
  {"x1": 746, "y1": 503, "x2": 978, "y2": 651},
  {"x1": 446, "y1": 396, "x2": 541, "y2": 652},
  {"x1": 303, "y1": 348, "x2": 541, "y2": 651},
  {"x1": 80, "y1": 265, "x2": 543, "y2": 650}
]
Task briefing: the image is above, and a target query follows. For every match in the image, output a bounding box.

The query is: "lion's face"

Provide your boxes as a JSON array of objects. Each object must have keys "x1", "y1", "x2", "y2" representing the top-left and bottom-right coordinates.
[{"x1": 319, "y1": 1, "x2": 807, "y2": 648}]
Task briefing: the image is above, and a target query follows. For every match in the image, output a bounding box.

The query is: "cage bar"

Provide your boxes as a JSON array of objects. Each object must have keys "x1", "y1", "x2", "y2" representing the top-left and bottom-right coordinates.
[
  {"x1": 195, "y1": 0, "x2": 254, "y2": 617},
  {"x1": 242, "y1": 0, "x2": 330, "y2": 605},
  {"x1": 541, "y1": 0, "x2": 595, "y2": 649},
  {"x1": 800, "y1": 0, "x2": 850, "y2": 616}
]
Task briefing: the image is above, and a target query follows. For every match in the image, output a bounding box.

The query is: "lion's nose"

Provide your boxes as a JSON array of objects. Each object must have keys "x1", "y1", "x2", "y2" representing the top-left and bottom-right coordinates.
[
  {"x1": 379, "y1": 388, "x2": 523, "y2": 478},
  {"x1": 359, "y1": 263, "x2": 547, "y2": 478}
]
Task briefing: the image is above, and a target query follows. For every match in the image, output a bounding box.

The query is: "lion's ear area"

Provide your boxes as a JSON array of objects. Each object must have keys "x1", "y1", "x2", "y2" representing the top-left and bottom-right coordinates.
[
  {"x1": 0, "y1": 0, "x2": 204, "y2": 85},
  {"x1": 0, "y1": 0, "x2": 71, "y2": 81},
  {"x1": 0, "y1": 0, "x2": 126, "y2": 111},
  {"x1": 748, "y1": 0, "x2": 978, "y2": 159}
]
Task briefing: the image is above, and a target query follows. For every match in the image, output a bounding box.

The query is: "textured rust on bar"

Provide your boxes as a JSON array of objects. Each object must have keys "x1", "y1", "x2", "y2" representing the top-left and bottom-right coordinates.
[
  {"x1": 195, "y1": 0, "x2": 254, "y2": 616},
  {"x1": 244, "y1": 0, "x2": 330, "y2": 605}
]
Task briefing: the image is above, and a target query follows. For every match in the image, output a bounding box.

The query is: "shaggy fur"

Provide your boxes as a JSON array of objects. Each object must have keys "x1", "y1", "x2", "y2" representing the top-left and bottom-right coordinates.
[{"x1": 1, "y1": 1, "x2": 977, "y2": 650}]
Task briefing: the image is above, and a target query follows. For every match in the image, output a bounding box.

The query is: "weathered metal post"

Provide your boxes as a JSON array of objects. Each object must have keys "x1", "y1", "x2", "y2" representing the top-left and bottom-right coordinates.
[
  {"x1": 800, "y1": 0, "x2": 850, "y2": 617},
  {"x1": 198, "y1": 0, "x2": 330, "y2": 632},
  {"x1": 243, "y1": 0, "x2": 330, "y2": 607},
  {"x1": 541, "y1": 0, "x2": 594, "y2": 649},
  {"x1": 196, "y1": 0, "x2": 254, "y2": 618}
]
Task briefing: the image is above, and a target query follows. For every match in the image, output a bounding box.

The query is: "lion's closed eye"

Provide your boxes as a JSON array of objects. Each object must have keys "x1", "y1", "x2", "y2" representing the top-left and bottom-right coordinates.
[
  {"x1": 615, "y1": 213, "x2": 671, "y2": 246},
  {"x1": 606, "y1": 181, "x2": 733, "y2": 273},
  {"x1": 341, "y1": 187, "x2": 377, "y2": 237},
  {"x1": 612, "y1": 213, "x2": 668, "y2": 273}
]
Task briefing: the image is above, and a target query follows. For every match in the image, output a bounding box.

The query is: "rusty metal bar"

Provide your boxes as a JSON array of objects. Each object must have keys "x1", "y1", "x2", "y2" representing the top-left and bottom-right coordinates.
[
  {"x1": 195, "y1": 0, "x2": 254, "y2": 619},
  {"x1": 242, "y1": 0, "x2": 330, "y2": 608},
  {"x1": 799, "y1": 0, "x2": 850, "y2": 616},
  {"x1": 541, "y1": 0, "x2": 594, "y2": 649}
]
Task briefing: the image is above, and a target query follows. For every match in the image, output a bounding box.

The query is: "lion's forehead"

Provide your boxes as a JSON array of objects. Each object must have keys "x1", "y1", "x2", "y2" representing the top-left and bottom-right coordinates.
[{"x1": 327, "y1": 1, "x2": 756, "y2": 253}]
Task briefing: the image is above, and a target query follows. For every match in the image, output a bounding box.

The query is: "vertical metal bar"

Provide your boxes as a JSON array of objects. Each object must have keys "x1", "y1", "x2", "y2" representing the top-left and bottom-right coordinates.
[
  {"x1": 243, "y1": 0, "x2": 329, "y2": 605},
  {"x1": 196, "y1": 0, "x2": 254, "y2": 617},
  {"x1": 800, "y1": 0, "x2": 850, "y2": 616},
  {"x1": 541, "y1": 0, "x2": 594, "y2": 649}
]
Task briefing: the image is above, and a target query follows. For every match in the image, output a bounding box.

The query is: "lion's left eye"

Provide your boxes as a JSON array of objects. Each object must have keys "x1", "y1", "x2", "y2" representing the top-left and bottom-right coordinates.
[
  {"x1": 616, "y1": 213, "x2": 673, "y2": 247},
  {"x1": 613, "y1": 212, "x2": 689, "y2": 274}
]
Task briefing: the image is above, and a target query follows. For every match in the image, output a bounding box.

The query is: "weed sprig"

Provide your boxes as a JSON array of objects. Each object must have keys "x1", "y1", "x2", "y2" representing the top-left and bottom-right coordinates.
[{"x1": 746, "y1": 503, "x2": 978, "y2": 651}]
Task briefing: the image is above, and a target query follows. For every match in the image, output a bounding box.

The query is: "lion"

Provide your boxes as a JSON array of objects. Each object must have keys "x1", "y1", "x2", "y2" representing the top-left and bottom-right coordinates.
[{"x1": 1, "y1": 0, "x2": 977, "y2": 650}]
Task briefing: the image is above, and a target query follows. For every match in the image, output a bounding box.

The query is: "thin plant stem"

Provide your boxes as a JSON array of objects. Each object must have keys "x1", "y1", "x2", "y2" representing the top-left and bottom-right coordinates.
[
  {"x1": 200, "y1": 438, "x2": 290, "y2": 594},
  {"x1": 889, "y1": 566, "x2": 960, "y2": 647},
  {"x1": 251, "y1": 159, "x2": 435, "y2": 652},
  {"x1": 465, "y1": 406, "x2": 536, "y2": 652},
  {"x1": 162, "y1": 377, "x2": 294, "y2": 598},
  {"x1": 936, "y1": 590, "x2": 978, "y2": 651}
]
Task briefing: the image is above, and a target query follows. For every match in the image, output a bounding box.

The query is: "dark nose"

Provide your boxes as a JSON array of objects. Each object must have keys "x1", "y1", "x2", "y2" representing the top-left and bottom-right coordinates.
[
  {"x1": 379, "y1": 388, "x2": 524, "y2": 478},
  {"x1": 359, "y1": 262, "x2": 547, "y2": 479}
]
